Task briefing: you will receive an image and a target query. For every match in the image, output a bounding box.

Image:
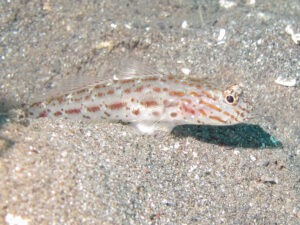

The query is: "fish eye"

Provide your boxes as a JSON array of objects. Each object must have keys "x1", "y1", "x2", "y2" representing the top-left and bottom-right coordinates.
[
  {"x1": 223, "y1": 85, "x2": 242, "y2": 106},
  {"x1": 226, "y1": 95, "x2": 235, "y2": 104}
]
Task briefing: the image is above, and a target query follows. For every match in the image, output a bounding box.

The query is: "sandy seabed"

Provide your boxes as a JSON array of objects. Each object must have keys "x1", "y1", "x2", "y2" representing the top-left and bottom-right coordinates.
[{"x1": 0, "y1": 1, "x2": 299, "y2": 224}]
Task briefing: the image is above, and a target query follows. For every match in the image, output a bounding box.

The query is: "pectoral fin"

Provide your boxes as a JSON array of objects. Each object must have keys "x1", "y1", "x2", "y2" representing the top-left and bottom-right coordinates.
[{"x1": 132, "y1": 122, "x2": 175, "y2": 134}]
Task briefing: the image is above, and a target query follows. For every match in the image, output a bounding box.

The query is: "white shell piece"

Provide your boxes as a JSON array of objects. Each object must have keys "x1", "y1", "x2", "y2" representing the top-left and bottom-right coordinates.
[
  {"x1": 246, "y1": 0, "x2": 256, "y2": 6},
  {"x1": 181, "y1": 20, "x2": 188, "y2": 29},
  {"x1": 275, "y1": 76, "x2": 299, "y2": 87},
  {"x1": 5, "y1": 213, "x2": 29, "y2": 225},
  {"x1": 217, "y1": 29, "x2": 226, "y2": 42},
  {"x1": 285, "y1": 25, "x2": 294, "y2": 35},
  {"x1": 291, "y1": 33, "x2": 300, "y2": 45},
  {"x1": 285, "y1": 25, "x2": 300, "y2": 45},
  {"x1": 181, "y1": 67, "x2": 191, "y2": 75},
  {"x1": 219, "y1": 0, "x2": 237, "y2": 9}
]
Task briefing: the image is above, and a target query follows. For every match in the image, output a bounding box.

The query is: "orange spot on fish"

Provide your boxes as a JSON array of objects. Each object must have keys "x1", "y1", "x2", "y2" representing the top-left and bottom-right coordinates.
[
  {"x1": 223, "y1": 111, "x2": 239, "y2": 121},
  {"x1": 87, "y1": 106, "x2": 100, "y2": 112},
  {"x1": 234, "y1": 108, "x2": 241, "y2": 116},
  {"x1": 163, "y1": 88, "x2": 169, "y2": 92},
  {"x1": 238, "y1": 105, "x2": 250, "y2": 113},
  {"x1": 181, "y1": 98, "x2": 192, "y2": 104},
  {"x1": 132, "y1": 109, "x2": 140, "y2": 115},
  {"x1": 97, "y1": 92, "x2": 105, "y2": 97},
  {"x1": 76, "y1": 89, "x2": 87, "y2": 94},
  {"x1": 170, "y1": 112, "x2": 178, "y2": 117},
  {"x1": 94, "y1": 84, "x2": 105, "y2": 89},
  {"x1": 135, "y1": 86, "x2": 144, "y2": 92},
  {"x1": 208, "y1": 115, "x2": 226, "y2": 124},
  {"x1": 65, "y1": 108, "x2": 81, "y2": 114},
  {"x1": 31, "y1": 101, "x2": 42, "y2": 107},
  {"x1": 121, "y1": 79, "x2": 135, "y2": 84},
  {"x1": 198, "y1": 109, "x2": 207, "y2": 116},
  {"x1": 39, "y1": 111, "x2": 47, "y2": 117},
  {"x1": 74, "y1": 97, "x2": 82, "y2": 102},
  {"x1": 142, "y1": 77, "x2": 159, "y2": 81},
  {"x1": 163, "y1": 100, "x2": 179, "y2": 107},
  {"x1": 152, "y1": 111, "x2": 160, "y2": 117},
  {"x1": 107, "y1": 102, "x2": 126, "y2": 110},
  {"x1": 153, "y1": 87, "x2": 161, "y2": 92},
  {"x1": 190, "y1": 91, "x2": 200, "y2": 97},
  {"x1": 107, "y1": 89, "x2": 115, "y2": 95},
  {"x1": 169, "y1": 91, "x2": 185, "y2": 97},
  {"x1": 124, "y1": 88, "x2": 131, "y2": 93},
  {"x1": 54, "y1": 111, "x2": 63, "y2": 117},
  {"x1": 49, "y1": 96, "x2": 64, "y2": 105},
  {"x1": 182, "y1": 103, "x2": 195, "y2": 115},
  {"x1": 199, "y1": 99, "x2": 222, "y2": 112},
  {"x1": 201, "y1": 90, "x2": 213, "y2": 99},
  {"x1": 141, "y1": 100, "x2": 158, "y2": 107}
]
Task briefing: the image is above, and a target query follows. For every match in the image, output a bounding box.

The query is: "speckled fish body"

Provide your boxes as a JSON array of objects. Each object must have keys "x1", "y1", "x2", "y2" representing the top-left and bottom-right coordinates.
[{"x1": 27, "y1": 72, "x2": 251, "y2": 134}]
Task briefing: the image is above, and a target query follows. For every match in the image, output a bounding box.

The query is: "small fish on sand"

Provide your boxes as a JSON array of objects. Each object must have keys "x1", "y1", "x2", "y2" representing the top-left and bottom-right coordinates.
[{"x1": 24, "y1": 64, "x2": 252, "y2": 134}]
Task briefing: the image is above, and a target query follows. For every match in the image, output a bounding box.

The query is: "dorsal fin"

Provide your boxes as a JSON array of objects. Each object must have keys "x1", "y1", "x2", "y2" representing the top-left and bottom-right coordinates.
[
  {"x1": 116, "y1": 60, "x2": 164, "y2": 80},
  {"x1": 28, "y1": 74, "x2": 111, "y2": 105},
  {"x1": 28, "y1": 59, "x2": 164, "y2": 105}
]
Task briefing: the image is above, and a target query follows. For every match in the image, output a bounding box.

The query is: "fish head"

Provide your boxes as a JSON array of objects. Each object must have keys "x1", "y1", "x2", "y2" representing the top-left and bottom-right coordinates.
[
  {"x1": 198, "y1": 85, "x2": 252, "y2": 125},
  {"x1": 219, "y1": 84, "x2": 252, "y2": 125}
]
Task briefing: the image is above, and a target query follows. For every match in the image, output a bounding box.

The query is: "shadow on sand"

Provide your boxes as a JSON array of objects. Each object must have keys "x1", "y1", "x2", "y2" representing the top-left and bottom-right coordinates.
[
  {"x1": 0, "y1": 114, "x2": 15, "y2": 155},
  {"x1": 0, "y1": 109, "x2": 282, "y2": 150},
  {"x1": 172, "y1": 124, "x2": 282, "y2": 149}
]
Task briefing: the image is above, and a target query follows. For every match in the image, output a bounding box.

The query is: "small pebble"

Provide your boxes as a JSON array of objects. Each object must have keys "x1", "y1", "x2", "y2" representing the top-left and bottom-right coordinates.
[
  {"x1": 261, "y1": 176, "x2": 278, "y2": 184},
  {"x1": 181, "y1": 20, "x2": 188, "y2": 29},
  {"x1": 110, "y1": 23, "x2": 117, "y2": 29},
  {"x1": 246, "y1": 0, "x2": 256, "y2": 6},
  {"x1": 250, "y1": 155, "x2": 257, "y2": 161},
  {"x1": 219, "y1": 0, "x2": 237, "y2": 9},
  {"x1": 5, "y1": 213, "x2": 30, "y2": 225}
]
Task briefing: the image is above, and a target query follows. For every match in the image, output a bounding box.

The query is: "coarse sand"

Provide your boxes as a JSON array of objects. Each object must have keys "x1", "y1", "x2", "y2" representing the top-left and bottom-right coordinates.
[{"x1": 0, "y1": 1, "x2": 299, "y2": 224}]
